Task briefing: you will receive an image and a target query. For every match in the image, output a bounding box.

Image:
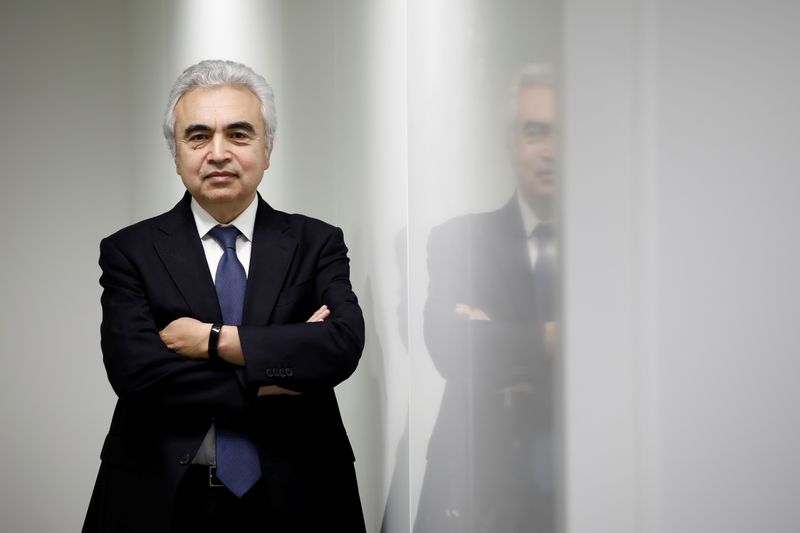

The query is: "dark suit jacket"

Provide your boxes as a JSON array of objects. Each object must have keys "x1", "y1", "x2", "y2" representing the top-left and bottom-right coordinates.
[
  {"x1": 83, "y1": 192, "x2": 365, "y2": 532},
  {"x1": 415, "y1": 197, "x2": 555, "y2": 533}
]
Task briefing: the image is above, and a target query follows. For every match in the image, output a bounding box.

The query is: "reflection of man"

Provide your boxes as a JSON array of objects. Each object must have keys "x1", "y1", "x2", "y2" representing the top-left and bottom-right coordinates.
[
  {"x1": 83, "y1": 60, "x2": 366, "y2": 532},
  {"x1": 415, "y1": 64, "x2": 557, "y2": 533}
]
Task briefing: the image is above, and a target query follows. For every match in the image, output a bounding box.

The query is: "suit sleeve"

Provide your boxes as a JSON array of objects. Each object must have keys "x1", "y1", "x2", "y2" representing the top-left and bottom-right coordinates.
[
  {"x1": 423, "y1": 222, "x2": 549, "y2": 390},
  {"x1": 238, "y1": 227, "x2": 364, "y2": 392},
  {"x1": 99, "y1": 237, "x2": 248, "y2": 415}
]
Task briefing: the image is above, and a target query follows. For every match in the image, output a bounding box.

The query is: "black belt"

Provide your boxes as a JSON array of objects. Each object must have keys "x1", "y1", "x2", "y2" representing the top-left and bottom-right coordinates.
[
  {"x1": 207, "y1": 465, "x2": 225, "y2": 488},
  {"x1": 186, "y1": 464, "x2": 226, "y2": 488}
]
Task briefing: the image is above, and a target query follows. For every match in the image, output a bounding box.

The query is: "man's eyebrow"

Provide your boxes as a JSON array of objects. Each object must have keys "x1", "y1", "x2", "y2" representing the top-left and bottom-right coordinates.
[
  {"x1": 226, "y1": 121, "x2": 257, "y2": 134},
  {"x1": 183, "y1": 124, "x2": 211, "y2": 138}
]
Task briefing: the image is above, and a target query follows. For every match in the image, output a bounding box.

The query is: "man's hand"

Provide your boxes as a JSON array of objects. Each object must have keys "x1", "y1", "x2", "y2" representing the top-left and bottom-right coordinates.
[
  {"x1": 306, "y1": 304, "x2": 330, "y2": 323},
  {"x1": 455, "y1": 303, "x2": 491, "y2": 321},
  {"x1": 256, "y1": 305, "x2": 331, "y2": 396},
  {"x1": 162, "y1": 306, "x2": 330, "y2": 393},
  {"x1": 159, "y1": 317, "x2": 209, "y2": 359},
  {"x1": 257, "y1": 385, "x2": 302, "y2": 396}
]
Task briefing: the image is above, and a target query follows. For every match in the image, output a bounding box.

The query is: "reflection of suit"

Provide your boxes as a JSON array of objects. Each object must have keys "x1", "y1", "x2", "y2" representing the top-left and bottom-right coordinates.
[
  {"x1": 83, "y1": 193, "x2": 365, "y2": 533},
  {"x1": 415, "y1": 197, "x2": 555, "y2": 533}
]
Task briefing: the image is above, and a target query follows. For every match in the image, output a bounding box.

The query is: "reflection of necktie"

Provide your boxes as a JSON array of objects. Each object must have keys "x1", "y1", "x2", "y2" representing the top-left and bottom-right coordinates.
[
  {"x1": 532, "y1": 223, "x2": 556, "y2": 322},
  {"x1": 530, "y1": 224, "x2": 557, "y2": 499},
  {"x1": 208, "y1": 225, "x2": 261, "y2": 498}
]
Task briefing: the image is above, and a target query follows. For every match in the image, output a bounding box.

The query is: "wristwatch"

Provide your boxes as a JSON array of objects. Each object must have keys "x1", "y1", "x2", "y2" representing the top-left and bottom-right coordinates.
[{"x1": 208, "y1": 323, "x2": 223, "y2": 362}]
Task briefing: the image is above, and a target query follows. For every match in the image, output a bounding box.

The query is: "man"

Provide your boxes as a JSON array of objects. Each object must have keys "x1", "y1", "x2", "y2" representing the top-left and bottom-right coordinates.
[
  {"x1": 83, "y1": 59, "x2": 366, "y2": 532},
  {"x1": 415, "y1": 64, "x2": 558, "y2": 533}
]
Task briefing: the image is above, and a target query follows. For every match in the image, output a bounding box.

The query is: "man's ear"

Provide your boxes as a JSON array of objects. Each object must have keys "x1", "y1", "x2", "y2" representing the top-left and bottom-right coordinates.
[
  {"x1": 263, "y1": 146, "x2": 272, "y2": 169},
  {"x1": 174, "y1": 148, "x2": 184, "y2": 174}
]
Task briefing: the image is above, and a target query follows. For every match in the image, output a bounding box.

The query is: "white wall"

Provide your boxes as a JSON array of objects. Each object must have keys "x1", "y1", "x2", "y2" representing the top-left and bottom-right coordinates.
[
  {"x1": 0, "y1": 1, "x2": 130, "y2": 530},
  {"x1": 564, "y1": 0, "x2": 800, "y2": 532},
  {"x1": 653, "y1": 1, "x2": 800, "y2": 531}
]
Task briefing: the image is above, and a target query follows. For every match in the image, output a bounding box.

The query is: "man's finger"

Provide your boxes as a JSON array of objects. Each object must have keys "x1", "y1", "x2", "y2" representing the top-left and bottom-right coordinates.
[
  {"x1": 469, "y1": 308, "x2": 491, "y2": 321},
  {"x1": 258, "y1": 385, "x2": 303, "y2": 396},
  {"x1": 306, "y1": 304, "x2": 330, "y2": 323}
]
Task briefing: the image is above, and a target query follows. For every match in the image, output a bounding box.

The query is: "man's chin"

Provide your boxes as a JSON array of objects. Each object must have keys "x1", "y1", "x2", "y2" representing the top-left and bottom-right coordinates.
[
  {"x1": 535, "y1": 185, "x2": 556, "y2": 198},
  {"x1": 521, "y1": 184, "x2": 555, "y2": 200},
  {"x1": 199, "y1": 186, "x2": 242, "y2": 203}
]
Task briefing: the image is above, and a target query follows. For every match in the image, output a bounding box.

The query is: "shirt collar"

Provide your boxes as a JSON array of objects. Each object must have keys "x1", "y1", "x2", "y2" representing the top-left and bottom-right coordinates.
[
  {"x1": 190, "y1": 195, "x2": 258, "y2": 242},
  {"x1": 516, "y1": 189, "x2": 541, "y2": 238}
]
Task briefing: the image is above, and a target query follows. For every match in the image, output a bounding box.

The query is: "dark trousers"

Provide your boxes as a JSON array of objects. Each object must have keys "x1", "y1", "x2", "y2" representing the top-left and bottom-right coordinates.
[
  {"x1": 171, "y1": 462, "x2": 366, "y2": 533},
  {"x1": 171, "y1": 466, "x2": 273, "y2": 533}
]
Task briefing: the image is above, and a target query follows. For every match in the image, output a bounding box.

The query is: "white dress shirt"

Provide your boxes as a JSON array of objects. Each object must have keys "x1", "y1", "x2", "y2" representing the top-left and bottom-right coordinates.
[
  {"x1": 190, "y1": 195, "x2": 258, "y2": 279},
  {"x1": 517, "y1": 191, "x2": 554, "y2": 271}
]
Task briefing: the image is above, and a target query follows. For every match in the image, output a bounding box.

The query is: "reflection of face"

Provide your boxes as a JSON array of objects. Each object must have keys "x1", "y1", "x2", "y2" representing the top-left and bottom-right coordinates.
[
  {"x1": 174, "y1": 85, "x2": 270, "y2": 219},
  {"x1": 511, "y1": 84, "x2": 556, "y2": 212}
]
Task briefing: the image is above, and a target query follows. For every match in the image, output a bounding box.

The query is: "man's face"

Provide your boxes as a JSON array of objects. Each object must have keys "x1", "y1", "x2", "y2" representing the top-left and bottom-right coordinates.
[
  {"x1": 173, "y1": 85, "x2": 270, "y2": 215},
  {"x1": 511, "y1": 84, "x2": 556, "y2": 207}
]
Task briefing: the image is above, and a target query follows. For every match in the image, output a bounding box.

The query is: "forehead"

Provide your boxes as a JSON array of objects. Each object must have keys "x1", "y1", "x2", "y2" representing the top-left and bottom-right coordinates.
[
  {"x1": 516, "y1": 84, "x2": 556, "y2": 122},
  {"x1": 174, "y1": 85, "x2": 263, "y2": 128}
]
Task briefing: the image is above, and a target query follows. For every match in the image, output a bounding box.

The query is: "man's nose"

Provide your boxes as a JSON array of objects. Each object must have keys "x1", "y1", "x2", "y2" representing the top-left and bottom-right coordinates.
[
  {"x1": 540, "y1": 135, "x2": 555, "y2": 158},
  {"x1": 208, "y1": 134, "x2": 231, "y2": 163}
]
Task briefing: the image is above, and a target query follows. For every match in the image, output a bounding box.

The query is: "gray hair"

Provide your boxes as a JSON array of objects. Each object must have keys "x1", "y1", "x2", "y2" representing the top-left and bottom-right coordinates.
[
  {"x1": 163, "y1": 59, "x2": 277, "y2": 159},
  {"x1": 508, "y1": 63, "x2": 555, "y2": 129}
]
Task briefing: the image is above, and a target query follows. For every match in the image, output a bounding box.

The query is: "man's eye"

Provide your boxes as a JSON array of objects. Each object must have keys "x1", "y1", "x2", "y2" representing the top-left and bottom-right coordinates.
[
  {"x1": 188, "y1": 134, "x2": 208, "y2": 142},
  {"x1": 230, "y1": 131, "x2": 251, "y2": 141},
  {"x1": 523, "y1": 127, "x2": 548, "y2": 143}
]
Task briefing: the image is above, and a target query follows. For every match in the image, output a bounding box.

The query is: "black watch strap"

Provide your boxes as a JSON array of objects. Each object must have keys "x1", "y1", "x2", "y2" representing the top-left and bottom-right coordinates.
[{"x1": 208, "y1": 323, "x2": 223, "y2": 362}]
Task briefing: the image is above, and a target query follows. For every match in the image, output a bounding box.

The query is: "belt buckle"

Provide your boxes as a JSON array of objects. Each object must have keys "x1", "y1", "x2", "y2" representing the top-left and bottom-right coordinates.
[{"x1": 208, "y1": 465, "x2": 225, "y2": 488}]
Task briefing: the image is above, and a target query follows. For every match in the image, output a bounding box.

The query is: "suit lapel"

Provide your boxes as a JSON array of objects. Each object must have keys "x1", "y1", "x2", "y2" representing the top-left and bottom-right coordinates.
[
  {"x1": 153, "y1": 193, "x2": 222, "y2": 324},
  {"x1": 491, "y1": 198, "x2": 538, "y2": 316},
  {"x1": 242, "y1": 196, "x2": 298, "y2": 326}
]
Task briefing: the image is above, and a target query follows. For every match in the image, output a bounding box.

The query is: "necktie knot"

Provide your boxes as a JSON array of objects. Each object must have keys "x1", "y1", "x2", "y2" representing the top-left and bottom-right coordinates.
[{"x1": 208, "y1": 225, "x2": 240, "y2": 250}]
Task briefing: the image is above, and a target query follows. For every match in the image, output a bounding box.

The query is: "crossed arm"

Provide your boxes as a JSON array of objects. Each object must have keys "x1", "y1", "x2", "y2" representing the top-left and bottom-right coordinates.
[
  {"x1": 423, "y1": 223, "x2": 556, "y2": 390},
  {"x1": 100, "y1": 224, "x2": 363, "y2": 411},
  {"x1": 453, "y1": 303, "x2": 558, "y2": 359},
  {"x1": 158, "y1": 305, "x2": 330, "y2": 396}
]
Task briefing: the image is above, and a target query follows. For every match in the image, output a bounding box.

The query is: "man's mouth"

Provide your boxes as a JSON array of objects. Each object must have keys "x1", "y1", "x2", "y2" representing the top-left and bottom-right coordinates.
[
  {"x1": 536, "y1": 169, "x2": 555, "y2": 180},
  {"x1": 204, "y1": 171, "x2": 238, "y2": 180}
]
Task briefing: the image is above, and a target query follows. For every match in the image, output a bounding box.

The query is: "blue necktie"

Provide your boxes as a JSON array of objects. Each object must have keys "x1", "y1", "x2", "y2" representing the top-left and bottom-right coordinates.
[
  {"x1": 208, "y1": 225, "x2": 261, "y2": 497},
  {"x1": 532, "y1": 223, "x2": 556, "y2": 322}
]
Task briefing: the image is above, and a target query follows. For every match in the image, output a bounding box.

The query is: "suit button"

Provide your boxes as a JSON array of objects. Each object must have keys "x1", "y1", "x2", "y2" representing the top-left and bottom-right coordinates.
[
  {"x1": 278, "y1": 369, "x2": 286, "y2": 378},
  {"x1": 178, "y1": 453, "x2": 191, "y2": 465},
  {"x1": 286, "y1": 368, "x2": 294, "y2": 377},
  {"x1": 266, "y1": 369, "x2": 274, "y2": 378}
]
